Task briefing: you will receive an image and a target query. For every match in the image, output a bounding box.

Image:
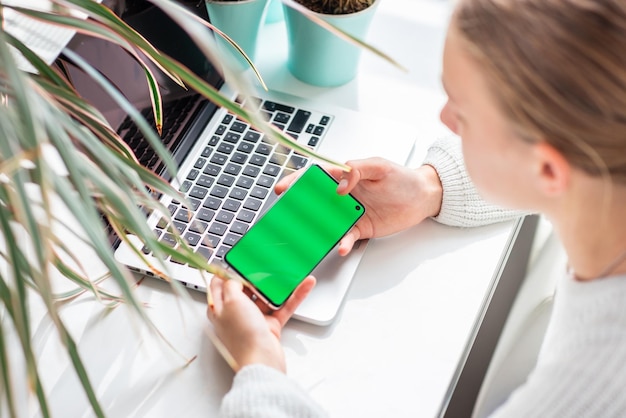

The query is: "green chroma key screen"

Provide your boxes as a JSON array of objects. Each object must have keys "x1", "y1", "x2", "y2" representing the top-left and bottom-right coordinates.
[{"x1": 225, "y1": 164, "x2": 365, "y2": 307}]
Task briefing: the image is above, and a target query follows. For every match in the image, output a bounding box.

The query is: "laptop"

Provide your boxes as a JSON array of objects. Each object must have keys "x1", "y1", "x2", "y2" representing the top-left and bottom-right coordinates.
[{"x1": 63, "y1": 1, "x2": 416, "y2": 325}]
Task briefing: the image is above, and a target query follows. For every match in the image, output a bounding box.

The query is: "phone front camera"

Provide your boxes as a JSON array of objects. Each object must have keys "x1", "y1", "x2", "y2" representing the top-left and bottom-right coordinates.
[{"x1": 355, "y1": 205, "x2": 361, "y2": 211}]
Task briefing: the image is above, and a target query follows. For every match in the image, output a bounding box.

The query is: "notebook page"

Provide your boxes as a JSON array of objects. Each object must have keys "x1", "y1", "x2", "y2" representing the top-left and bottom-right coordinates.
[{"x1": 2, "y1": 0, "x2": 88, "y2": 73}]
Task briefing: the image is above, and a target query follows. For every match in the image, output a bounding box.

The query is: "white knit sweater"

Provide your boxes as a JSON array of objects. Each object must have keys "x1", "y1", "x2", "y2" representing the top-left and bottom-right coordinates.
[
  {"x1": 422, "y1": 136, "x2": 522, "y2": 227},
  {"x1": 490, "y1": 271, "x2": 626, "y2": 417}
]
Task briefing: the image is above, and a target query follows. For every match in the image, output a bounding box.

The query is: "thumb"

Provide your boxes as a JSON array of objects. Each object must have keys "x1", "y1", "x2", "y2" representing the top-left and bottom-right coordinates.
[{"x1": 272, "y1": 276, "x2": 316, "y2": 326}]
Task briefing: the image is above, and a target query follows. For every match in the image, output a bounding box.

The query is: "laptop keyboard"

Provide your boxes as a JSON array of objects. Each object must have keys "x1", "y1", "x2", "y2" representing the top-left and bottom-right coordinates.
[
  {"x1": 117, "y1": 93, "x2": 207, "y2": 171},
  {"x1": 140, "y1": 96, "x2": 333, "y2": 267}
]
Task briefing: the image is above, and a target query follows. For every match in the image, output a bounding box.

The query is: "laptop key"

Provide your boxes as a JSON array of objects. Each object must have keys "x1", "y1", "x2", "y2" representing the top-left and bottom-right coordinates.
[
  {"x1": 160, "y1": 233, "x2": 177, "y2": 247},
  {"x1": 256, "y1": 175, "x2": 274, "y2": 188},
  {"x1": 217, "y1": 143, "x2": 234, "y2": 154},
  {"x1": 224, "y1": 132, "x2": 241, "y2": 144},
  {"x1": 179, "y1": 181, "x2": 192, "y2": 193},
  {"x1": 201, "y1": 146, "x2": 213, "y2": 158},
  {"x1": 250, "y1": 186, "x2": 268, "y2": 200},
  {"x1": 184, "y1": 232, "x2": 201, "y2": 247},
  {"x1": 189, "y1": 220, "x2": 208, "y2": 234},
  {"x1": 230, "y1": 221, "x2": 249, "y2": 234},
  {"x1": 193, "y1": 157, "x2": 206, "y2": 169},
  {"x1": 203, "y1": 196, "x2": 222, "y2": 210},
  {"x1": 229, "y1": 187, "x2": 247, "y2": 201},
  {"x1": 171, "y1": 221, "x2": 186, "y2": 234},
  {"x1": 223, "y1": 163, "x2": 242, "y2": 176},
  {"x1": 189, "y1": 186, "x2": 208, "y2": 200},
  {"x1": 187, "y1": 169, "x2": 199, "y2": 180},
  {"x1": 208, "y1": 135, "x2": 220, "y2": 146},
  {"x1": 210, "y1": 185, "x2": 228, "y2": 198},
  {"x1": 175, "y1": 208, "x2": 192, "y2": 223},
  {"x1": 237, "y1": 142, "x2": 254, "y2": 153},
  {"x1": 203, "y1": 163, "x2": 221, "y2": 177},
  {"x1": 274, "y1": 112, "x2": 291, "y2": 124},
  {"x1": 270, "y1": 153, "x2": 287, "y2": 166},
  {"x1": 210, "y1": 153, "x2": 228, "y2": 166},
  {"x1": 223, "y1": 199, "x2": 241, "y2": 212},
  {"x1": 263, "y1": 164, "x2": 281, "y2": 177},
  {"x1": 287, "y1": 155, "x2": 308, "y2": 170},
  {"x1": 196, "y1": 245, "x2": 213, "y2": 261},
  {"x1": 264, "y1": 101, "x2": 294, "y2": 114},
  {"x1": 202, "y1": 234, "x2": 221, "y2": 248},
  {"x1": 243, "y1": 131, "x2": 261, "y2": 143},
  {"x1": 230, "y1": 152, "x2": 248, "y2": 164},
  {"x1": 255, "y1": 143, "x2": 272, "y2": 155},
  {"x1": 236, "y1": 176, "x2": 254, "y2": 189},
  {"x1": 170, "y1": 254, "x2": 186, "y2": 265},
  {"x1": 217, "y1": 174, "x2": 235, "y2": 187},
  {"x1": 156, "y1": 217, "x2": 168, "y2": 229},
  {"x1": 243, "y1": 165, "x2": 260, "y2": 177},
  {"x1": 275, "y1": 144, "x2": 290, "y2": 155},
  {"x1": 236, "y1": 209, "x2": 256, "y2": 223},
  {"x1": 215, "y1": 245, "x2": 229, "y2": 259},
  {"x1": 196, "y1": 175, "x2": 214, "y2": 189},
  {"x1": 249, "y1": 154, "x2": 267, "y2": 166},
  {"x1": 209, "y1": 222, "x2": 227, "y2": 236},
  {"x1": 223, "y1": 233, "x2": 241, "y2": 247},
  {"x1": 216, "y1": 210, "x2": 235, "y2": 224},
  {"x1": 286, "y1": 109, "x2": 311, "y2": 133},
  {"x1": 187, "y1": 198, "x2": 201, "y2": 211},
  {"x1": 230, "y1": 121, "x2": 246, "y2": 133},
  {"x1": 243, "y1": 197, "x2": 262, "y2": 211},
  {"x1": 197, "y1": 207, "x2": 216, "y2": 222}
]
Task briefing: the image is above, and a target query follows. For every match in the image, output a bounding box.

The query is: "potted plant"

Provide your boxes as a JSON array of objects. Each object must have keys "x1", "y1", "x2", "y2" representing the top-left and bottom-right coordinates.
[
  {"x1": 203, "y1": 0, "x2": 402, "y2": 86},
  {"x1": 0, "y1": 0, "x2": 348, "y2": 416},
  {"x1": 282, "y1": 0, "x2": 382, "y2": 86}
]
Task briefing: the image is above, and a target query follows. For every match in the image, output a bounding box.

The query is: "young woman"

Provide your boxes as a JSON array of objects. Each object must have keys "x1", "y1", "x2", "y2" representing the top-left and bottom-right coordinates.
[{"x1": 207, "y1": 0, "x2": 626, "y2": 416}]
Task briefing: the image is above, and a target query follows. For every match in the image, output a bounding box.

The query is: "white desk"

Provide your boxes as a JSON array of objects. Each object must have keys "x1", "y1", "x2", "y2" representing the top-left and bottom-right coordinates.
[{"x1": 12, "y1": 1, "x2": 526, "y2": 417}]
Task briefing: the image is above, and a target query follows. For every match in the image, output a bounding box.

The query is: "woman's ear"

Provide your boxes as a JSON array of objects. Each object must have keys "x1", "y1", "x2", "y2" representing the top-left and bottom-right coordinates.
[{"x1": 533, "y1": 141, "x2": 571, "y2": 196}]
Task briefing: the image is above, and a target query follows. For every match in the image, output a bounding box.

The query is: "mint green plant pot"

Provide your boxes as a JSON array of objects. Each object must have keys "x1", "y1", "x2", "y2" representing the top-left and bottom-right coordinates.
[
  {"x1": 265, "y1": 0, "x2": 284, "y2": 23},
  {"x1": 205, "y1": 0, "x2": 270, "y2": 69},
  {"x1": 283, "y1": 1, "x2": 378, "y2": 87}
]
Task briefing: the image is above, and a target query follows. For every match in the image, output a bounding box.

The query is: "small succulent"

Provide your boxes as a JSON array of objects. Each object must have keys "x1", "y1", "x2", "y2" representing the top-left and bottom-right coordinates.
[{"x1": 297, "y1": 0, "x2": 374, "y2": 14}]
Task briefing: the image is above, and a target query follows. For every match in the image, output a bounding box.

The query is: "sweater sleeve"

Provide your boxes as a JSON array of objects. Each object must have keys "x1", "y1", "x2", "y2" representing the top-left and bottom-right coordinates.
[
  {"x1": 422, "y1": 136, "x2": 526, "y2": 227},
  {"x1": 220, "y1": 364, "x2": 328, "y2": 418}
]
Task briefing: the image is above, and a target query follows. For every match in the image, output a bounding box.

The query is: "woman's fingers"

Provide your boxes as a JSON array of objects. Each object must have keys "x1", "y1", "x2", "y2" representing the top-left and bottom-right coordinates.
[
  {"x1": 272, "y1": 276, "x2": 316, "y2": 327},
  {"x1": 222, "y1": 278, "x2": 245, "y2": 303},
  {"x1": 275, "y1": 168, "x2": 304, "y2": 194},
  {"x1": 337, "y1": 158, "x2": 390, "y2": 194},
  {"x1": 338, "y1": 228, "x2": 361, "y2": 256},
  {"x1": 207, "y1": 275, "x2": 225, "y2": 318}
]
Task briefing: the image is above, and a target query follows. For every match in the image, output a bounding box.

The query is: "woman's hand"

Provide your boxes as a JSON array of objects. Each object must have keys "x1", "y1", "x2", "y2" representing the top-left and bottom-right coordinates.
[
  {"x1": 276, "y1": 159, "x2": 443, "y2": 255},
  {"x1": 206, "y1": 276, "x2": 316, "y2": 372}
]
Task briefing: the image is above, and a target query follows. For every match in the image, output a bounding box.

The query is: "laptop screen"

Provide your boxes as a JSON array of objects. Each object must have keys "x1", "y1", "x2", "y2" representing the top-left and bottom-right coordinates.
[{"x1": 64, "y1": 0, "x2": 223, "y2": 129}]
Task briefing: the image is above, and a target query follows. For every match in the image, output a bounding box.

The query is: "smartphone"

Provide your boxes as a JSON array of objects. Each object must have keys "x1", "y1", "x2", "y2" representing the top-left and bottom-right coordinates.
[{"x1": 224, "y1": 164, "x2": 365, "y2": 309}]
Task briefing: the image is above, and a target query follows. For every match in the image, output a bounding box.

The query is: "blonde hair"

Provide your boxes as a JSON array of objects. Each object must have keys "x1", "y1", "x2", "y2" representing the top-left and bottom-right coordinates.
[{"x1": 453, "y1": 0, "x2": 626, "y2": 183}]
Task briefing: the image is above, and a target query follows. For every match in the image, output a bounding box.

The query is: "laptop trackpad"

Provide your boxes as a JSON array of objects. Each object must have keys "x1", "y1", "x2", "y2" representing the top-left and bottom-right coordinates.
[{"x1": 292, "y1": 240, "x2": 368, "y2": 326}]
